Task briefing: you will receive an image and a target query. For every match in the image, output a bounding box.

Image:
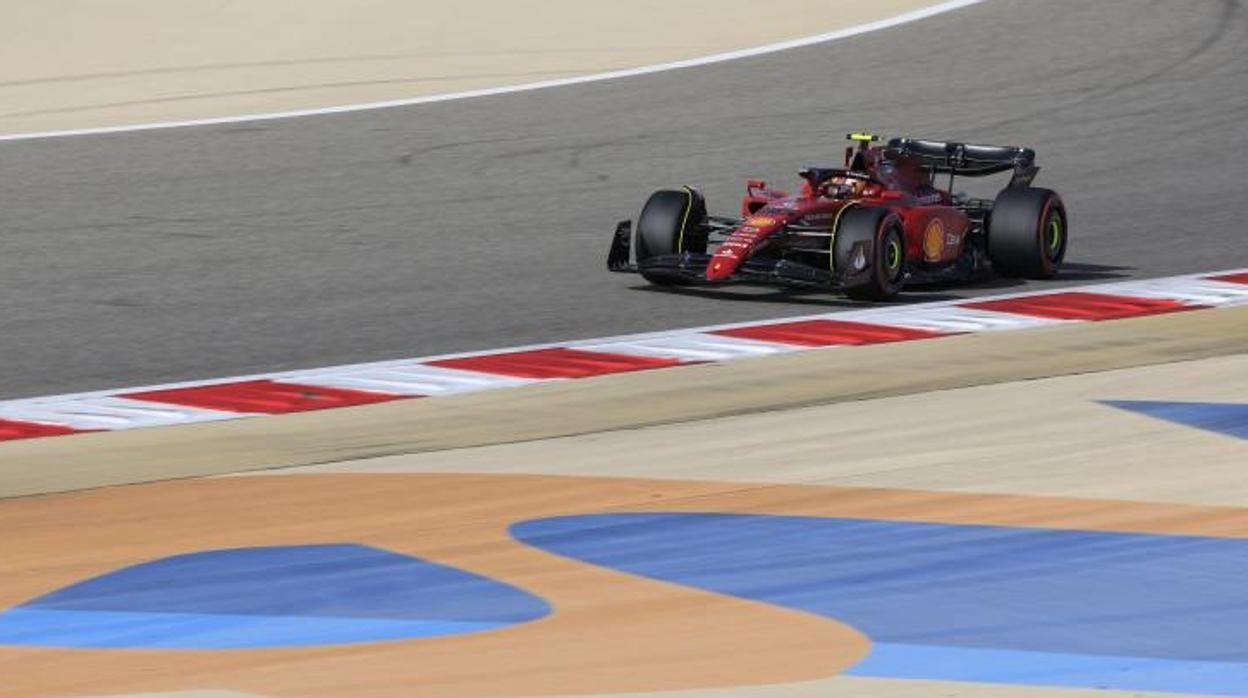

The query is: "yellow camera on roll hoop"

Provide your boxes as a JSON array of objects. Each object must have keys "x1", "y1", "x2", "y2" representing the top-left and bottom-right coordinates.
[{"x1": 844, "y1": 132, "x2": 880, "y2": 168}]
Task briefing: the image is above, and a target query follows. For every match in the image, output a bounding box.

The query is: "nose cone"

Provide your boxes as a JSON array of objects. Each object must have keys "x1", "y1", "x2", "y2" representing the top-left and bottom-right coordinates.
[
  {"x1": 705, "y1": 255, "x2": 740, "y2": 281},
  {"x1": 707, "y1": 213, "x2": 781, "y2": 281}
]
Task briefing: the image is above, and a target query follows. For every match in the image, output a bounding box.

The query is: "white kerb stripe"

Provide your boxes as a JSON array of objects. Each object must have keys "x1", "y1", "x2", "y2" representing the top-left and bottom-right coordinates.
[
  {"x1": 1091, "y1": 278, "x2": 1248, "y2": 307},
  {"x1": 281, "y1": 364, "x2": 539, "y2": 397},
  {"x1": 580, "y1": 333, "x2": 803, "y2": 362},
  {"x1": 837, "y1": 305, "x2": 1074, "y2": 333},
  {"x1": 0, "y1": 396, "x2": 249, "y2": 430}
]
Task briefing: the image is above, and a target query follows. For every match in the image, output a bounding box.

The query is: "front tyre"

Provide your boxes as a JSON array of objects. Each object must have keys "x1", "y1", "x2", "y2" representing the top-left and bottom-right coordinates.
[
  {"x1": 988, "y1": 187, "x2": 1067, "y2": 278},
  {"x1": 635, "y1": 188, "x2": 707, "y2": 286},
  {"x1": 835, "y1": 206, "x2": 906, "y2": 301}
]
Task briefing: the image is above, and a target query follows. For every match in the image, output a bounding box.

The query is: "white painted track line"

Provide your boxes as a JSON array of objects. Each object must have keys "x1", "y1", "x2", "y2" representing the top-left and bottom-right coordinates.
[{"x1": 0, "y1": 0, "x2": 984, "y2": 143}]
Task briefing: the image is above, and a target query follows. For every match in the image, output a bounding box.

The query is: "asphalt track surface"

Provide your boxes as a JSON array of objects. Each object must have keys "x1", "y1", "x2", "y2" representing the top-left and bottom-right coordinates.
[{"x1": 2, "y1": 0, "x2": 1246, "y2": 399}]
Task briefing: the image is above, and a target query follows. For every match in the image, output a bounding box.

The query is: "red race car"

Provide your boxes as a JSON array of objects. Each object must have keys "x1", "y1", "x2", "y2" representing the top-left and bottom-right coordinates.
[{"x1": 607, "y1": 133, "x2": 1067, "y2": 300}]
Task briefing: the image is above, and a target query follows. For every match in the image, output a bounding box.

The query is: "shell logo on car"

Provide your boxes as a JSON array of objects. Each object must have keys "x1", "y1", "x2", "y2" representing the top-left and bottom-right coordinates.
[{"x1": 923, "y1": 218, "x2": 946, "y2": 261}]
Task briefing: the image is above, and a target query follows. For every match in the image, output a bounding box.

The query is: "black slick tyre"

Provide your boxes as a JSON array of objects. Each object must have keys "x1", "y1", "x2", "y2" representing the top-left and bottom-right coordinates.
[
  {"x1": 987, "y1": 187, "x2": 1067, "y2": 278},
  {"x1": 635, "y1": 188, "x2": 707, "y2": 286},
  {"x1": 834, "y1": 206, "x2": 906, "y2": 301}
]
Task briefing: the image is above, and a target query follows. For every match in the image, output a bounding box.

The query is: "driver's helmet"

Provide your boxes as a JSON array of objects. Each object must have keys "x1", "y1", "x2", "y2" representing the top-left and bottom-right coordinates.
[{"x1": 822, "y1": 174, "x2": 866, "y2": 198}]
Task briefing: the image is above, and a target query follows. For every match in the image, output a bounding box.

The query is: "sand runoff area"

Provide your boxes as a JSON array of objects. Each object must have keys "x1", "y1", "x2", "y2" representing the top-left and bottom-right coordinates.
[{"x1": 2, "y1": 0, "x2": 957, "y2": 136}]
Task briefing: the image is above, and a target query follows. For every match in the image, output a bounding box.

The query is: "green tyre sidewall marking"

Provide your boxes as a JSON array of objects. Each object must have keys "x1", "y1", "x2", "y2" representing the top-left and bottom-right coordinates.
[
  {"x1": 882, "y1": 225, "x2": 904, "y2": 286},
  {"x1": 1048, "y1": 213, "x2": 1063, "y2": 258},
  {"x1": 886, "y1": 238, "x2": 902, "y2": 272}
]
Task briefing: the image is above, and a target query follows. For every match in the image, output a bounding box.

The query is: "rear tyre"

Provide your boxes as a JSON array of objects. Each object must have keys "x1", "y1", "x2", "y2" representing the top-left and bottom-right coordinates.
[
  {"x1": 635, "y1": 188, "x2": 708, "y2": 286},
  {"x1": 834, "y1": 207, "x2": 906, "y2": 301},
  {"x1": 987, "y1": 187, "x2": 1067, "y2": 278}
]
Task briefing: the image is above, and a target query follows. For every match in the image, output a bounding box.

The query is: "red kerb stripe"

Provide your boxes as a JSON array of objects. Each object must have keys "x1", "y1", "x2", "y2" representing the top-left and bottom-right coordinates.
[
  {"x1": 124, "y1": 380, "x2": 406, "y2": 414},
  {"x1": 427, "y1": 347, "x2": 685, "y2": 379},
  {"x1": 1210, "y1": 272, "x2": 1248, "y2": 285},
  {"x1": 0, "y1": 419, "x2": 88, "y2": 442},
  {"x1": 712, "y1": 319, "x2": 947, "y2": 347},
  {"x1": 963, "y1": 292, "x2": 1202, "y2": 321}
]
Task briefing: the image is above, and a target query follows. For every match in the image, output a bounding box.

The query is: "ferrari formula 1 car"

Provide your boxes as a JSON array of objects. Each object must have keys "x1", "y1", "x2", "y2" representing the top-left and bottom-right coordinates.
[{"x1": 607, "y1": 133, "x2": 1068, "y2": 300}]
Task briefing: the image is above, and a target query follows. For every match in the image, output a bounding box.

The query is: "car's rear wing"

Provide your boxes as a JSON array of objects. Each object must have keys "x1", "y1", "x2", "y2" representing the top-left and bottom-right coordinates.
[{"x1": 886, "y1": 137, "x2": 1038, "y2": 188}]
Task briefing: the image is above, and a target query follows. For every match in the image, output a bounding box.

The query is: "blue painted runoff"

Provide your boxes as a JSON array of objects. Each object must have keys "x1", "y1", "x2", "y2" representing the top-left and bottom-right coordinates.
[
  {"x1": 1102, "y1": 400, "x2": 1248, "y2": 440},
  {"x1": 512, "y1": 513, "x2": 1248, "y2": 694},
  {"x1": 0, "y1": 543, "x2": 550, "y2": 649}
]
